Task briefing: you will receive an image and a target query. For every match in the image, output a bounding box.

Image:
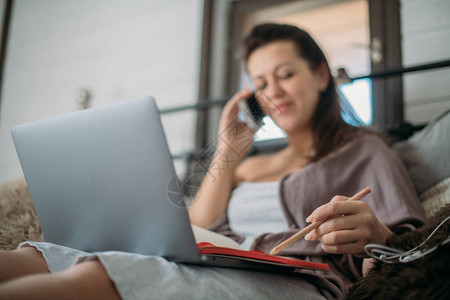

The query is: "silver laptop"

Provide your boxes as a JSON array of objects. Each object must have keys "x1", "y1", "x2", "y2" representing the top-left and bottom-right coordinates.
[
  {"x1": 11, "y1": 96, "x2": 312, "y2": 273},
  {"x1": 11, "y1": 97, "x2": 199, "y2": 262}
]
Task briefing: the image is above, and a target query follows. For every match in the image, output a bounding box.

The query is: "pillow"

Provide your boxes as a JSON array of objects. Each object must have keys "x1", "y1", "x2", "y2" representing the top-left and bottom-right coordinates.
[
  {"x1": 393, "y1": 110, "x2": 450, "y2": 195},
  {"x1": 420, "y1": 177, "x2": 450, "y2": 219}
]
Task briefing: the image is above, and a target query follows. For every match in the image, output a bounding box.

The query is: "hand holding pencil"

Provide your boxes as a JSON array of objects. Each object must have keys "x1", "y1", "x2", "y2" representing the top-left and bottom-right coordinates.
[{"x1": 270, "y1": 187, "x2": 388, "y2": 256}]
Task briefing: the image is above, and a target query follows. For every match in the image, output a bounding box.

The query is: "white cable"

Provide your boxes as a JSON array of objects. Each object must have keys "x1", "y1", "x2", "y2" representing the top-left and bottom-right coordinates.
[{"x1": 364, "y1": 216, "x2": 450, "y2": 263}]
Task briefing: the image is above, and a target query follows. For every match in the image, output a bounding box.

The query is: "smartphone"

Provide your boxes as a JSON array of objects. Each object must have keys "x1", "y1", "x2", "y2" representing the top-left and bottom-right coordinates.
[{"x1": 237, "y1": 93, "x2": 265, "y2": 132}]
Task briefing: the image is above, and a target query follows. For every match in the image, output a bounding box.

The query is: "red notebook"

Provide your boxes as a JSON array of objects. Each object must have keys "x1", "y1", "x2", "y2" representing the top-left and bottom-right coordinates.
[{"x1": 197, "y1": 242, "x2": 329, "y2": 272}]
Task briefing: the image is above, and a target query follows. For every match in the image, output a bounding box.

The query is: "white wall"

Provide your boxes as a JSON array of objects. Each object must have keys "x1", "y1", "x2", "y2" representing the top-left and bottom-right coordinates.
[
  {"x1": 0, "y1": 0, "x2": 203, "y2": 186},
  {"x1": 401, "y1": 0, "x2": 450, "y2": 123}
]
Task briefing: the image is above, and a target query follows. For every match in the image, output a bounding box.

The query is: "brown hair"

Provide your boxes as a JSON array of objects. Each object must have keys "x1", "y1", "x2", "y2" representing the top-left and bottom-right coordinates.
[{"x1": 243, "y1": 23, "x2": 361, "y2": 161}]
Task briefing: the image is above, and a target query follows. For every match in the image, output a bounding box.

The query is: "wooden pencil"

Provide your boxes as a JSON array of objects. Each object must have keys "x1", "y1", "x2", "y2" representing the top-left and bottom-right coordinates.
[{"x1": 269, "y1": 187, "x2": 371, "y2": 256}]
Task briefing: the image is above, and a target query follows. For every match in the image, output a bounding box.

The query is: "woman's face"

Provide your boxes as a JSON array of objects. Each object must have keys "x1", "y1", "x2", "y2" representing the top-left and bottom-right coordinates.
[{"x1": 247, "y1": 40, "x2": 328, "y2": 134}]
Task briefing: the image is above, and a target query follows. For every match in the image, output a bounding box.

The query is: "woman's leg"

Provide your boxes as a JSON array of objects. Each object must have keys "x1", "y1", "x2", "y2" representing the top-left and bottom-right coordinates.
[
  {"x1": 0, "y1": 247, "x2": 49, "y2": 283},
  {"x1": 0, "y1": 258, "x2": 121, "y2": 300}
]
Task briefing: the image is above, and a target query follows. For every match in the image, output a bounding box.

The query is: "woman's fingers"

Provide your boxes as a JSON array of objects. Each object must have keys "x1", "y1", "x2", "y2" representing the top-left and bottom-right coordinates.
[
  {"x1": 216, "y1": 87, "x2": 255, "y2": 158},
  {"x1": 219, "y1": 88, "x2": 252, "y2": 131},
  {"x1": 311, "y1": 224, "x2": 371, "y2": 255},
  {"x1": 307, "y1": 198, "x2": 363, "y2": 223},
  {"x1": 319, "y1": 228, "x2": 370, "y2": 246},
  {"x1": 320, "y1": 241, "x2": 368, "y2": 255},
  {"x1": 305, "y1": 197, "x2": 394, "y2": 256},
  {"x1": 306, "y1": 218, "x2": 373, "y2": 255},
  {"x1": 221, "y1": 88, "x2": 252, "y2": 118},
  {"x1": 306, "y1": 214, "x2": 362, "y2": 241}
]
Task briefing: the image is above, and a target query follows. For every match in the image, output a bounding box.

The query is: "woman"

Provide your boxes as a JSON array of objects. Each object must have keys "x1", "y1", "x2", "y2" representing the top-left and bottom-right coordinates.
[
  {"x1": 0, "y1": 23, "x2": 425, "y2": 299},
  {"x1": 189, "y1": 23, "x2": 425, "y2": 297}
]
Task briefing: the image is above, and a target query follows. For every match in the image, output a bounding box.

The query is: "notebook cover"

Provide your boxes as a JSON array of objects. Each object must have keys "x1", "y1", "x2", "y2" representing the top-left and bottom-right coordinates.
[{"x1": 197, "y1": 242, "x2": 329, "y2": 271}]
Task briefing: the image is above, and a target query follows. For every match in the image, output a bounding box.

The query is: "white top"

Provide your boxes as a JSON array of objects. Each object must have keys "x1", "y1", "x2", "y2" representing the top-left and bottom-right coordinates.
[{"x1": 227, "y1": 181, "x2": 288, "y2": 250}]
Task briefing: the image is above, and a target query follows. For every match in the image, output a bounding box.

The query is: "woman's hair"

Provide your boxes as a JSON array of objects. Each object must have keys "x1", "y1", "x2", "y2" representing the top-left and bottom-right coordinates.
[{"x1": 243, "y1": 23, "x2": 361, "y2": 161}]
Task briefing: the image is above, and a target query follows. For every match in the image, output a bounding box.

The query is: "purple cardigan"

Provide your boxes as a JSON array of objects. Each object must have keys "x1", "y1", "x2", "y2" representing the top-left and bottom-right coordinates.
[{"x1": 209, "y1": 134, "x2": 426, "y2": 299}]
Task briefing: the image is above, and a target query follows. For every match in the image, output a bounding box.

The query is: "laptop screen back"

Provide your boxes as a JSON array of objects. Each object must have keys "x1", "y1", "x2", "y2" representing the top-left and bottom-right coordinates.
[{"x1": 11, "y1": 97, "x2": 199, "y2": 262}]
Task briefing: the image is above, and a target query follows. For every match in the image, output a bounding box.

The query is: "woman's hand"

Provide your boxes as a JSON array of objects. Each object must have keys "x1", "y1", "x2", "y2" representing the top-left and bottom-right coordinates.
[
  {"x1": 189, "y1": 88, "x2": 255, "y2": 228},
  {"x1": 304, "y1": 196, "x2": 394, "y2": 257},
  {"x1": 216, "y1": 88, "x2": 255, "y2": 160}
]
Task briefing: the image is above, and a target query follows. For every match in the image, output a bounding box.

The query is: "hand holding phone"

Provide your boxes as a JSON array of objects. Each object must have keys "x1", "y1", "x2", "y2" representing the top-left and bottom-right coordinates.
[{"x1": 237, "y1": 93, "x2": 265, "y2": 132}]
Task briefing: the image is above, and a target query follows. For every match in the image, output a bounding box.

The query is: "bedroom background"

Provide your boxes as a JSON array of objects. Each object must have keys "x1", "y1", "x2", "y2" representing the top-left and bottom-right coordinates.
[{"x1": 0, "y1": 0, "x2": 449, "y2": 188}]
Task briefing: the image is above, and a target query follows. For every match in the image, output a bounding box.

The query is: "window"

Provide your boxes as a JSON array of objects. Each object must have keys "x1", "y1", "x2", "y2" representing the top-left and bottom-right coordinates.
[{"x1": 339, "y1": 78, "x2": 373, "y2": 125}]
